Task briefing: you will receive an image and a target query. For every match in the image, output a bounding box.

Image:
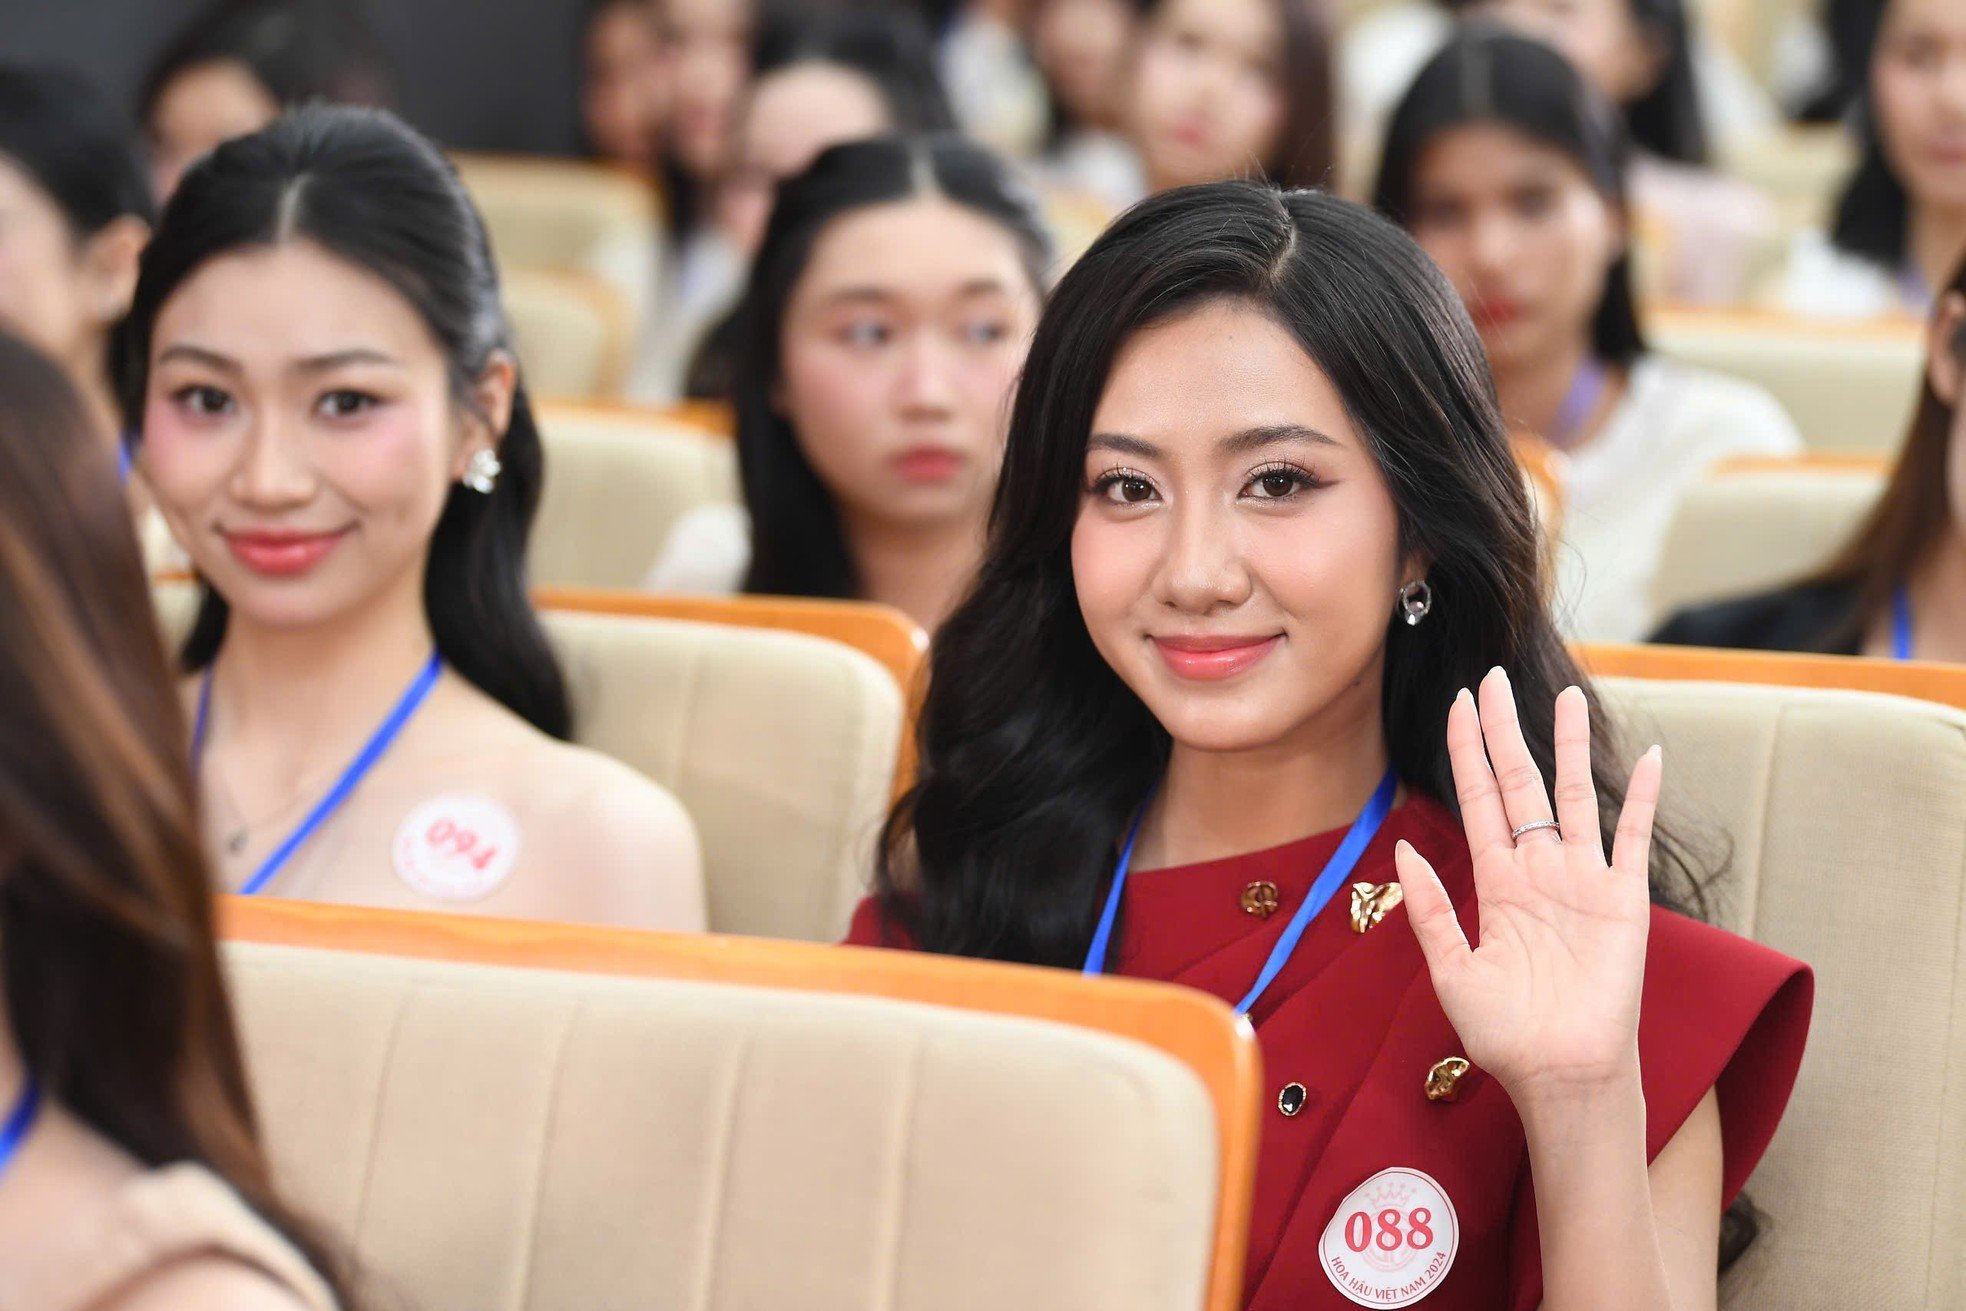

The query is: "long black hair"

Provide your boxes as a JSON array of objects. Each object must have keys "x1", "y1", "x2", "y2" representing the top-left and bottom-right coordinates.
[
  {"x1": 735, "y1": 133, "x2": 1052, "y2": 599},
  {"x1": 0, "y1": 63, "x2": 155, "y2": 237},
  {"x1": 1375, "y1": 25, "x2": 1647, "y2": 368},
  {"x1": 877, "y1": 181, "x2": 1706, "y2": 962},
  {"x1": 1829, "y1": 0, "x2": 1911, "y2": 271},
  {"x1": 115, "y1": 104, "x2": 572, "y2": 738}
]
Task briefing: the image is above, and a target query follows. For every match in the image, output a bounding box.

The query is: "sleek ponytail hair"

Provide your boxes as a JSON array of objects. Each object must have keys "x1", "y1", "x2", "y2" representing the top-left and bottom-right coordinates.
[{"x1": 116, "y1": 104, "x2": 571, "y2": 737}]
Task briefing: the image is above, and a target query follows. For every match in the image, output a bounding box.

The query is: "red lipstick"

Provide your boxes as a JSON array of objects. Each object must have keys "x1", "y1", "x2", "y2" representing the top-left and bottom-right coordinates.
[{"x1": 221, "y1": 527, "x2": 351, "y2": 578}]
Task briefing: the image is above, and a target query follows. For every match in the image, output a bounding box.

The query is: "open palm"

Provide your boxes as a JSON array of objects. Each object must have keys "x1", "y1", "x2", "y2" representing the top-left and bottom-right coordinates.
[{"x1": 1395, "y1": 668, "x2": 1660, "y2": 1100}]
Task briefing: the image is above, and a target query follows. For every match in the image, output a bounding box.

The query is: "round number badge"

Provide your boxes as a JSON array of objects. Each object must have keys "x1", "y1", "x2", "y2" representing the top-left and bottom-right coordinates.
[
  {"x1": 1318, "y1": 1166, "x2": 1459, "y2": 1307},
  {"x1": 392, "y1": 795, "x2": 521, "y2": 902}
]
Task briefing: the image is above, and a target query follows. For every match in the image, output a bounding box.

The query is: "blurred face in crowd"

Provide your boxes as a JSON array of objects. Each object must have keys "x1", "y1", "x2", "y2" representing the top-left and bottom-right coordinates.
[
  {"x1": 139, "y1": 240, "x2": 511, "y2": 634},
  {"x1": 1403, "y1": 123, "x2": 1623, "y2": 373},
  {"x1": 584, "y1": 0, "x2": 669, "y2": 167},
  {"x1": 1873, "y1": 0, "x2": 1966, "y2": 218},
  {"x1": 1071, "y1": 299, "x2": 1414, "y2": 756},
  {"x1": 1030, "y1": 0, "x2": 1137, "y2": 132},
  {"x1": 1471, "y1": 0, "x2": 1667, "y2": 108},
  {"x1": 146, "y1": 59, "x2": 280, "y2": 201},
  {"x1": 0, "y1": 157, "x2": 145, "y2": 400},
  {"x1": 719, "y1": 63, "x2": 893, "y2": 256},
  {"x1": 658, "y1": 0, "x2": 754, "y2": 183},
  {"x1": 775, "y1": 197, "x2": 1041, "y2": 538},
  {"x1": 1127, "y1": 0, "x2": 1286, "y2": 192}
]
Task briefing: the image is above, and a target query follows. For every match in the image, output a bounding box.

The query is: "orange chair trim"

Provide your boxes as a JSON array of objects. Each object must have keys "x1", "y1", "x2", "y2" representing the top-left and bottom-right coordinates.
[
  {"x1": 1576, "y1": 642, "x2": 1966, "y2": 713},
  {"x1": 1710, "y1": 454, "x2": 1891, "y2": 477},
  {"x1": 535, "y1": 587, "x2": 928, "y2": 798},
  {"x1": 221, "y1": 897, "x2": 1261, "y2": 1311},
  {"x1": 1647, "y1": 306, "x2": 1926, "y2": 340},
  {"x1": 537, "y1": 397, "x2": 735, "y2": 439}
]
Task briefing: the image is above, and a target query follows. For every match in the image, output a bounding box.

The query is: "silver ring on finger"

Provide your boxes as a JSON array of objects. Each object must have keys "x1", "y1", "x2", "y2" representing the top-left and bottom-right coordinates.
[{"x1": 1510, "y1": 819, "x2": 1562, "y2": 843}]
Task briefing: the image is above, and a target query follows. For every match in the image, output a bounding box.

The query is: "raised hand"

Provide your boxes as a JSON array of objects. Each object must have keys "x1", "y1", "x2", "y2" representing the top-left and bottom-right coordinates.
[{"x1": 1394, "y1": 668, "x2": 1660, "y2": 1105}]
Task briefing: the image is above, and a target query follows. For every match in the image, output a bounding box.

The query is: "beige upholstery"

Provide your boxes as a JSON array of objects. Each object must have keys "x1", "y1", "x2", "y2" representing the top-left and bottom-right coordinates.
[
  {"x1": 548, "y1": 609, "x2": 900, "y2": 940},
  {"x1": 455, "y1": 152, "x2": 662, "y2": 329},
  {"x1": 532, "y1": 404, "x2": 739, "y2": 589},
  {"x1": 153, "y1": 589, "x2": 899, "y2": 941},
  {"x1": 1648, "y1": 312, "x2": 1923, "y2": 455},
  {"x1": 1596, "y1": 679, "x2": 1966, "y2": 1308},
  {"x1": 1718, "y1": 129, "x2": 1856, "y2": 232},
  {"x1": 226, "y1": 942, "x2": 1219, "y2": 1311},
  {"x1": 1649, "y1": 466, "x2": 1881, "y2": 622},
  {"x1": 505, "y1": 268, "x2": 634, "y2": 400}
]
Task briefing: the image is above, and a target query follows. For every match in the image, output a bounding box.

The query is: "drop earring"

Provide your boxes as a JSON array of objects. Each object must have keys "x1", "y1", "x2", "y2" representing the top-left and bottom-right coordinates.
[
  {"x1": 1396, "y1": 579, "x2": 1433, "y2": 627},
  {"x1": 461, "y1": 448, "x2": 502, "y2": 494}
]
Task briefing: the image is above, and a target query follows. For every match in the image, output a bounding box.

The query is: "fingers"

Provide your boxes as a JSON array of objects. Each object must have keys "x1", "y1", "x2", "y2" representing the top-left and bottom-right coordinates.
[
  {"x1": 1445, "y1": 685, "x2": 1513, "y2": 856},
  {"x1": 1610, "y1": 745, "x2": 1664, "y2": 880},
  {"x1": 1551, "y1": 686, "x2": 1601, "y2": 848},
  {"x1": 1476, "y1": 667, "x2": 1557, "y2": 841},
  {"x1": 1395, "y1": 839, "x2": 1470, "y2": 973}
]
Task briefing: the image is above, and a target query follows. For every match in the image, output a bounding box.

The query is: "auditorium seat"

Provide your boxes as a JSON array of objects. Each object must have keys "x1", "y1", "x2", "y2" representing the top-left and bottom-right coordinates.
[
  {"x1": 532, "y1": 402, "x2": 739, "y2": 589},
  {"x1": 1649, "y1": 461, "x2": 1883, "y2": 623},
  {"x1": 504, "y1": 268, "x2": 635, "y2": 400},
  {"x1": 220, "y1": 902, "x2": 1260, "y2": 1311},
  {"x1": 155, "y1": 585, "x2": 902, "y2": 941},
  {"x1": 453, "y1": 151, "x2": 663, "y2": 331},
  {"x1": 1596, "y1": 678, "x2": 1966, "y2": 1308},
  {"x1": 1647, "y1": 309, "x2": 1923, "y2": 455},
  {"x1": 538, "y1": 589, "x2": 927, "y2": 795},
  {"x1": 1579, "y1": 644, "x2": 1966, "y2": 713}
]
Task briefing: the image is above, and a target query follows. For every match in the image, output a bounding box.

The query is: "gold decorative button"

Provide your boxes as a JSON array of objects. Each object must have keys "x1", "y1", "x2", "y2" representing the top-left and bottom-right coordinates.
[
  {"x1": 1240, "y1": 880, "x2": 1280, "y2": 918},
  {"x1": 1349, "y1": 880, "x2": 1404, "y2": 934},
  {"x1": 1425, "y1": 1056, "x2": 1472, "y2": 1103},
  {"x1": 1277, "y1": 1082, "x2": 1308, "y2": 1117}
]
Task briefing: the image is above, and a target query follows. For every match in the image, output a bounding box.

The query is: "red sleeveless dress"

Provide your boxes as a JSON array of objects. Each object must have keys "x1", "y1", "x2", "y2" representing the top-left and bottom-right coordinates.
[{"x1": 845, "y1": 793, "x2": 1812, "y2": 1309}]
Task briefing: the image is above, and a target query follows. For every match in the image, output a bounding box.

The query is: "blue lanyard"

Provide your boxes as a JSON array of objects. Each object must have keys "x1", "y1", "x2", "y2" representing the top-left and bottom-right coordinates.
[
  {"x1": 0, "y1": 1076, "x2": 41, "y2": 1185},
  {"x1": 193, "y1": 653, "x2": 445, "y2": 896},
  {"x1": 1893, "y1": 585, "x2": 1913, "y2": 662},
  {"x1": 1082, "y1": 767, "x2": 1400, "y2": 1016},
  {"x1": 1548, "y1": 358, "x2": 1609, "y2": 450},
  {"x1": 116, "y1": 440, "x2": 132, "y2": 486}
]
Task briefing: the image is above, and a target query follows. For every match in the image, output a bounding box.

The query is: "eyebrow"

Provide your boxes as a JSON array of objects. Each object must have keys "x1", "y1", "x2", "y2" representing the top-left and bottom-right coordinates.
[
  {"x1": 816, "y1": 278, "x2": 1016, "y2": 307},
  {"x1": 155, "y1": 344, "x2": 404, "y2": 374},
  {"x1": 1086, "y1": 423, "x2": 1343, "y2": 458}
]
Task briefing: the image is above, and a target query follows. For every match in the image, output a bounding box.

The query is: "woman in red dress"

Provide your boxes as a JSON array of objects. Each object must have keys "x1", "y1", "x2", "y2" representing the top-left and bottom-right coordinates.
[{"x1": 847, "y1": 183, "x2": 1811, "y2": 1309}]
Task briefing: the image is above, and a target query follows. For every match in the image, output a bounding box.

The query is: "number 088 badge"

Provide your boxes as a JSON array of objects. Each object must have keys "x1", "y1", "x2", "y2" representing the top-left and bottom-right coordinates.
[
  {"x1": 392, "y1": 795, "x2": 521, "y2": 901},
  {"x1": 1319, "y1": 1167, "x2": 1459, "y2": 1307}
]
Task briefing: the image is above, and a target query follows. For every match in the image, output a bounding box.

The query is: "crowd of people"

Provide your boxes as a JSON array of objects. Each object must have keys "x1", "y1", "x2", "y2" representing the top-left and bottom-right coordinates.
[{"x1": 1, "y1": 0, "x2": 1961, "y2": 1305}]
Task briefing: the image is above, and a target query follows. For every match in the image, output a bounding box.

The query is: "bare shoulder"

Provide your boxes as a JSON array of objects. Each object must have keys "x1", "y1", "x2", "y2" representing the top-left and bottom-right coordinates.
[
  {"x1": 516, "y1": 738, "x2": 707, "y2": 931},
  {"x1": 100, "y1": 1257, "x2": 326, "y2": 1311}
]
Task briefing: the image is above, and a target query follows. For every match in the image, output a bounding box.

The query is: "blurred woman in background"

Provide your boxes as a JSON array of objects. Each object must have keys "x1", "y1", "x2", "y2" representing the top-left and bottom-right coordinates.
[
  {"x1": 1376, "y1": 27, "x2": 1800, "y2": 641},
  {"x1": 0, "y1": 327, "x2": 347, "y2": 1310},
  {"x1": 647, "y1": 135, "x2": 1049, "y2": 633},
  {"x1": 1783, "y1": 0, "x2": 1966, "y2": 318},
  {"x1": 1025, "y1": 0, "x2": 1139, "y2": 210},
  {"x1": 139, "y1": 0, "x2": 389, "y2": 202},
  {"x1": 581, "y1": 0, "x2": 670, "y2": 172},
  {"x1": 1657, "y1": 253, "x2": 1966, "y2": 658},
  {"x1": 124, "y1": 106, "x2": 705, "y2": 928}
]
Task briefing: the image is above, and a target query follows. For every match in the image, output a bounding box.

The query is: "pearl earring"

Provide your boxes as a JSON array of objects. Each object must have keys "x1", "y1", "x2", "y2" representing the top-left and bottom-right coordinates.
[{"x1": 461, "y1": 448, "x2": 502, "y2": 494}]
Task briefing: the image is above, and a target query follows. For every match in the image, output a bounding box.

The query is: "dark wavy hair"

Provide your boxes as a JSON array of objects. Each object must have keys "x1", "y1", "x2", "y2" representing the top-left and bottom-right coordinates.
[
  {"x1": 735, "y1": 133, "x2": 1052, "y2": 600},
  {"x1": 115, "y1": 104, "x2": 572, "y2": 738},
  {"x1": 0, "y1": 63, "x2": 155, "y2": 237},
  {"x1": 0, "y1": 327, "x2": 357, "y2": 1302},
  {"x1": 1375, "y1": 24, "x2": 1648, "y2": 368}
]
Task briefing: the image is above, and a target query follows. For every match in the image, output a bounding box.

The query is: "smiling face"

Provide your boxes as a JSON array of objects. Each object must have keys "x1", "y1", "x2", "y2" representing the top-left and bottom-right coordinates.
[
  {"x1": 1873, "y1": 0, "x2": 1966, "y2": 217},
  {"x1": 1071, "y1": 299, "x2": 1416, "y2": 755},
  {"x1": 1404, "y1": 122, "x2": 1622, "y2": 372},
  {"x1": 139, "y1": 239, "x2": 505, "y2": 633},
  {"x1": 1126, "y1": 0, "x2": 1286, "y2": 191},
  {"x1": 775, "y1": 197, "x2": 1040, "y2": 534}
]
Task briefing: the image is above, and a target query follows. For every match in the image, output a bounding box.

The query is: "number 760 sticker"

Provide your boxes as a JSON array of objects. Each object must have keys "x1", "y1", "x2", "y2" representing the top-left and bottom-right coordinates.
[{"x1": 1319, "y1": 1166, "x2": 1459, "y2": 1306}]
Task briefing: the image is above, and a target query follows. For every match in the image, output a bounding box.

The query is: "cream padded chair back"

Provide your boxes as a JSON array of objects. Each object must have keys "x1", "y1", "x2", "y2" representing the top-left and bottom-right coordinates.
[
  {"x1": 1648, "y1": 313, "x2": 1922, "y2": 454},
  {"x1": 455, "y1": 152, "x2": 661, "y2": 328},
  {"x1": 227, "y1": 942, "x2": 1218, "y2": 1311},
  {"x1": 504, "y1": 268, "x2": 634, "y2": 400},
  {"x1": 533, "y1": 406, "x2": 739, "y2": 589},
  {"x1": 1596, "y1": 679, "x2": 1966, "y2": 1308},
  {"x1": 548, "y1": 609, "x2": 900, "y2": 940},
  {"x1": 1649, "y1": 466, "x2": 1881, "y2": 623},
  {"x1": 153, "y1": 589, "x2": 897, "y2": 941}
]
